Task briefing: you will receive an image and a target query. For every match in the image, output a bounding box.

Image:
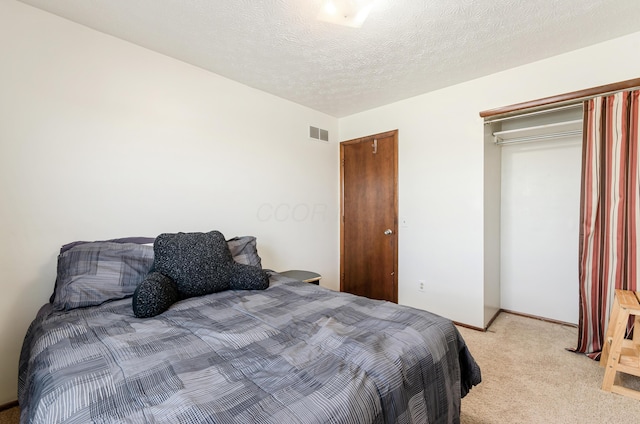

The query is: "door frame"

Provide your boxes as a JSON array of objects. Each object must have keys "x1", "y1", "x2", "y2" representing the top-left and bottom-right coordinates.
[{"x1": 340, "y1": 129, "x2": 399, "y2": 302}]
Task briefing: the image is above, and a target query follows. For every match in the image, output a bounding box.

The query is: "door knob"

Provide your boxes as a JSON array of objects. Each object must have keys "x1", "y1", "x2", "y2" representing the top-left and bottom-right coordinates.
[{"x1": 384, "y1": 229, "x2": 393, "y2": 235}]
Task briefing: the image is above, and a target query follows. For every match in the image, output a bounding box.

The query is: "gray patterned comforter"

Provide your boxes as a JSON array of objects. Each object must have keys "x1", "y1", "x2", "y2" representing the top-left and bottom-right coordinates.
[{"x1": 19, "y1": 273, "x2": 481, "y2": 423}]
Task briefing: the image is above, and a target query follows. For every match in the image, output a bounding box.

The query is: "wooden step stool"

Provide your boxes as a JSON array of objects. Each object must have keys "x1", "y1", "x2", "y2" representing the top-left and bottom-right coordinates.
[{"x1": 600, "y1": 289, "x2": 640, "y2": 400}]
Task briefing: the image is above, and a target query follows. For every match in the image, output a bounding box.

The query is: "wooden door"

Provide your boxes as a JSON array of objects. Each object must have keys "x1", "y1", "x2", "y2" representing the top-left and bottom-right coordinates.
[{"x1": 340, "y1": 130, "x2": 398, "y2": 302}]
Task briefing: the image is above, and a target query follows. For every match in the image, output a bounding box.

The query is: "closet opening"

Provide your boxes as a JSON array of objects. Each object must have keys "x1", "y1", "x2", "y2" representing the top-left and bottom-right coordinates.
[
  {"x1": 481, "y1": 78, "x2": 640, "y2": 329},
  {"x1": 490, "y1": 104, "x2": 583, "y2": 325}
]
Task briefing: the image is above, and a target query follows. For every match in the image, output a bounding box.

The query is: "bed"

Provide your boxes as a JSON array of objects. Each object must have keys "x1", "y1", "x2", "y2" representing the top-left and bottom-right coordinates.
[{"x1": 18, "y1": 233, "x2": 481, "y2": 423}]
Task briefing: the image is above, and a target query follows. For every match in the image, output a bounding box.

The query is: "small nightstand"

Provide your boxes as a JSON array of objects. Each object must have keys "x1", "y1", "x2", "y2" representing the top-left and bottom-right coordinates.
[{"x1": 280, "y1": 270, "x2": 321, "y2": 285}]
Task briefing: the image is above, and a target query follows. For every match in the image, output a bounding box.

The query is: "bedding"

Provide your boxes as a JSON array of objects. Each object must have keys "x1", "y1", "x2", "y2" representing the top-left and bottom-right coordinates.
[
  {"x1": 50, "y1": 236, "x2": 264, "y2": 309},
  {"x1": 19, "y1": 240, "x2": 480, "y2": 423}
]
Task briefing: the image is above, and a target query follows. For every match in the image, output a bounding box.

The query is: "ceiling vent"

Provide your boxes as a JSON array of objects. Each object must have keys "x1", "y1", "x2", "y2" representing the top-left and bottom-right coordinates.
[{"x1": 309, "y1": 126, "x2": 329, "y2": 142}]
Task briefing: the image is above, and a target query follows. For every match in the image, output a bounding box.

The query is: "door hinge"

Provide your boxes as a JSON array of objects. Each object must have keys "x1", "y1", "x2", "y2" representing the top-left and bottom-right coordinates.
[{"x1": 372, "y1": 139, "x2": 378, "y2": 154}]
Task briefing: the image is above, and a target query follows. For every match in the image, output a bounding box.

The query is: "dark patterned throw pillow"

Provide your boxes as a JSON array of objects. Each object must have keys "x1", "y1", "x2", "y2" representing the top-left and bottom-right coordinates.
[
  {"x1": 132, "y1": 230, "x2": 270, "y2": 318},
  {"x1": 132, "y1": 272, "x2": 179, "y2": 318},
  {"x1": 153, "y1": 230, "x2": 233, "y2": 298}
]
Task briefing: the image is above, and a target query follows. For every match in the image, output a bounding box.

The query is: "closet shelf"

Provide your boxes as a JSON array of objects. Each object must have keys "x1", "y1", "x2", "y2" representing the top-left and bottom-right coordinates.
[{"x1": 493, "y1": 119, "x2": 583, "y2": 145}]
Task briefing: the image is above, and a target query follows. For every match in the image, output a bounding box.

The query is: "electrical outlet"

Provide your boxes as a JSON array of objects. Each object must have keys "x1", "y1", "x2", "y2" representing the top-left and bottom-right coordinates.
[{"x1": 418, "y1": 280, "x2": 425, "y2": 292}]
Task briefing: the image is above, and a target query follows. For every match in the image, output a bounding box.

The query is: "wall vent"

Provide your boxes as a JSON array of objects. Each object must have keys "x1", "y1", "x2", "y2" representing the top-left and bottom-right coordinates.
[{"x1": 309, "y1": 126, "x2": 329, "y2": 142}]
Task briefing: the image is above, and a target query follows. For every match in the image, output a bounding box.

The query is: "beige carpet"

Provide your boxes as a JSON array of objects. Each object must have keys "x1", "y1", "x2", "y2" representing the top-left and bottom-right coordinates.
[
  {"x1": 3, "y1": 312, "x2": 640, "y2": 423},
  {"x1": 459, "y1": 312, "x2": 640, "y2": 423},
  {"x1": 0, "y1": 406, "x2": 18, "y2": 424}
]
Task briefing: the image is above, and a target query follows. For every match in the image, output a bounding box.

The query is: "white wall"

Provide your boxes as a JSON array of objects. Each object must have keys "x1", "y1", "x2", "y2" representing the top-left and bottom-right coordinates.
[
  {"x1": 483, "y1": 124, "x2": 501, "y2": 327},
  {"x1": 500, "y1": 136, "x2": 582, "y2": 324},
  {"x1": 0, "y1": 1, "x2": 339, "y2": 404},
  {"x1": 339, "y1": 31, "x2": 640, "y2": 329}
]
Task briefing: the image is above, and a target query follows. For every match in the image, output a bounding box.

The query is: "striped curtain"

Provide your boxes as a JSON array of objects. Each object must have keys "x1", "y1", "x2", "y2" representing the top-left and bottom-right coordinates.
[{"x1": 575, "y1": 89, "x2": 640, "y2": 359}]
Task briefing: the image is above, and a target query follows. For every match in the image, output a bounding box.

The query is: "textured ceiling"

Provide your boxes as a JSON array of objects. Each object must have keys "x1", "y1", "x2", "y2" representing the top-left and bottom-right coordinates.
[{"x1": 17, "y1": 0, "x2": 640, "y2": 117}]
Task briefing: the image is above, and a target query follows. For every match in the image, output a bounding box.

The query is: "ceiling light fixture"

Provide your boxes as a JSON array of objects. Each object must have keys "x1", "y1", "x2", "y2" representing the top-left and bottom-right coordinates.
[{"x1": 317, "y1": 0, "x2": 374, "y2": 28}]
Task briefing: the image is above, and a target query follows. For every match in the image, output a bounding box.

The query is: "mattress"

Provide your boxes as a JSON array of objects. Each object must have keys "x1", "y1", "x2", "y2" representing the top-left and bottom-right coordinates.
[{"x1": 19, "y1": 273, "x2": 481, "y2": 423}]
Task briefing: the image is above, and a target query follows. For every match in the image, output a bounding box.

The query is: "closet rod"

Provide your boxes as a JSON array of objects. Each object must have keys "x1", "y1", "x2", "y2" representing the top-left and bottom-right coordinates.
[
  {"x1": 495, "y1": 130, "x2": 582, "y2": 146},
  {"x1": 484, "y1": 82, "x2": 639, "y2": 125},
  {"x1": 480, "y1": 77, "x2": 640, "y2": 120}
]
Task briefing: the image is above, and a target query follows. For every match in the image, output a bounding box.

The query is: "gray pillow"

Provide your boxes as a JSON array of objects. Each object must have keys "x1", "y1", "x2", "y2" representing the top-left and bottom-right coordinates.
[
  {"x1": 227, "y1": 236, "x2": 263, "y2": 268},
  {"x1": 52, "y1": 242, "x2": 154, "y2": 311}
]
